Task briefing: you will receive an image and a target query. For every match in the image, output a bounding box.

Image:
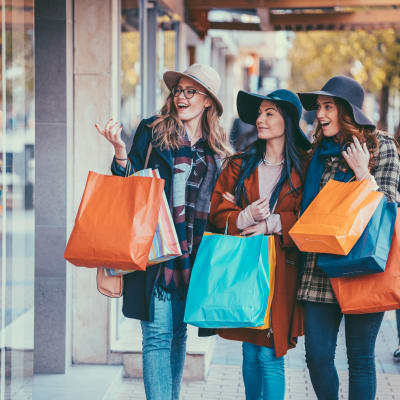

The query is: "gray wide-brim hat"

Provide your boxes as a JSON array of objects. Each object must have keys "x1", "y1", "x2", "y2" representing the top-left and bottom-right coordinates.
[
  {"x1": 237, "y1": 89, "x2": 311, "y2": 150},
  {"x1": 298, "y1": 75, "x2": 375, "y2": 128},
  {"x1": 163, "y1": 63, "x2": 223, "y2": 116}
]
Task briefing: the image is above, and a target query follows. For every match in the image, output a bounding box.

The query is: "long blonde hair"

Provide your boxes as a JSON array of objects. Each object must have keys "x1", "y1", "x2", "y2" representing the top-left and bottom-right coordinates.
[{"x1": 149, "y1": 93, "x2": 233, "y2": 159}]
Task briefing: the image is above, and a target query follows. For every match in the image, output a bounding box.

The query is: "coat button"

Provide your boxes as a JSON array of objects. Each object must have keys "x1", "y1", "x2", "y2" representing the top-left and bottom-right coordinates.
[{"x1": 154, "y1": 163, "x2": 160, "y2": 168}]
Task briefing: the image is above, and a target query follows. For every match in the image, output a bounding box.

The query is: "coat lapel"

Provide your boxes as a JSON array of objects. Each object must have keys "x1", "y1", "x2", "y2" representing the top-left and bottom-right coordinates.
[
  {"x1": 151, "y1": 141, "x2": 173, "y2": 170},
  {"x1": 242, "y1": 167, "x2": 302, "y2": 211}
]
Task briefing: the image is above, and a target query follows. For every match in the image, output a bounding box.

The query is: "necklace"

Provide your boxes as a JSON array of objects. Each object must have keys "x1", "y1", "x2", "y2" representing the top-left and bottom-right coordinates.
[{"x1": 263, "y1": 158, "x2": 284, "y2": 166}]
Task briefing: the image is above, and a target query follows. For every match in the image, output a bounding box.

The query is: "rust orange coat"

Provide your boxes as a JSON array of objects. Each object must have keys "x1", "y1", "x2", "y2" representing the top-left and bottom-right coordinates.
[{"x1": 209, "y1": 158, "x2": 304, "y2": 358}]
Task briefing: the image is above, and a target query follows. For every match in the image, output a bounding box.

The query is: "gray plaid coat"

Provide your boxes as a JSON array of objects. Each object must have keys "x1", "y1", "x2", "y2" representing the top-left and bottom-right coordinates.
[{"x1": 297, "y1": 132, "x2": 400, "y2": 304}]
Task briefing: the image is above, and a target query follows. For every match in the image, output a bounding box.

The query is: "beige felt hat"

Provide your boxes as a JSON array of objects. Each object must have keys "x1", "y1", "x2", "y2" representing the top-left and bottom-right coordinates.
[{"x1": 163, "y1": 63, "x2": 223, "y2": 116}]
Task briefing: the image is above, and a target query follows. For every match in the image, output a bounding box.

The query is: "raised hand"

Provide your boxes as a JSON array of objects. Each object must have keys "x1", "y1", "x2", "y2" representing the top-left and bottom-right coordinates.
[
  {"x1": 95, "y1": 118, "x2": 125, "y2": 151},
  {"x1": 342, "y1": 136, "x2": 371, "y2": 180}
]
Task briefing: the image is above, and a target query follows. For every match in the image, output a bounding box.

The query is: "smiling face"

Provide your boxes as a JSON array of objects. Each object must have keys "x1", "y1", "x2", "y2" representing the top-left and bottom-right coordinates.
[
  {"x1": 256, "y1": 100, "x2": 285, "y2": 141},
  {"x1": 173, "y1": 77, "x2": 212, "y2": 122},
  {"x1": 316, "y1": 95, "x2": 340, "y2": 137}
]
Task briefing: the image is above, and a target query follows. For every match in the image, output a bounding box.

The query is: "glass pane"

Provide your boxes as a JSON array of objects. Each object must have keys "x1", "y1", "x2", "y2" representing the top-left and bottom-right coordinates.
[
  {"x1": 156, "y1": 12, "x2": 177, "y2": 111},
  {"x1": 0, "y1": 1, "x2": 35, "y2": 399},
  {"x1": 120, "y1": 0, "x2": 141, "y2": 150}
]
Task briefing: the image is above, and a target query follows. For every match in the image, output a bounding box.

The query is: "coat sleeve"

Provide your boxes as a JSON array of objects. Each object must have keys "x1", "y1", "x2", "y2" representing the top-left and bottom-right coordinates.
[
  {"x1": 110, "y1": 118, "x2": 152, "y2": 176},
  {"x1": 209, "y1": 159, "x2": 244, "y2": 235},
  {"x1": 276, "y1": 189, "x2": 302, "y2": 248},
  {"x1": 372, "y1": 135, "x2": 400, "y2": 203}
]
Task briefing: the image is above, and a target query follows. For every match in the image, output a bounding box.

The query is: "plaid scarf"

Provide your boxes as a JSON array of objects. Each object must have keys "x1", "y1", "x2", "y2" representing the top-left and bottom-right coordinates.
[{"x1": 156, "y1": 134, "x2": 218, "y2": 297}]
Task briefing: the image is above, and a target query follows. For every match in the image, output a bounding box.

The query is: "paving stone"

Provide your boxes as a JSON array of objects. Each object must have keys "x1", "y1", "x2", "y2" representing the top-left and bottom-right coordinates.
[{"x1": 104, "y1": 311, "x2": 400, "y2": 399}]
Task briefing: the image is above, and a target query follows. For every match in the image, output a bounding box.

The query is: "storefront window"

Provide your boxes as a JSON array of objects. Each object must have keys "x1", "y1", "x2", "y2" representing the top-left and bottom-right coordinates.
[
  {"x1": 120, "y1": 0, "x2": 141, "y2": 149},
  {"x1": 156, "y1": 12, "x2": 177, "y2": 111},
  {"x1": 0, "y1": 1, "x2": 35, "y2": 399}
]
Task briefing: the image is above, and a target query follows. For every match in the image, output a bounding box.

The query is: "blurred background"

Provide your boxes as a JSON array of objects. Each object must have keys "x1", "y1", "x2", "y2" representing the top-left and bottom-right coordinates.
[{"x1": 1, "y1": 1, "x2": 400, "y2": 399}]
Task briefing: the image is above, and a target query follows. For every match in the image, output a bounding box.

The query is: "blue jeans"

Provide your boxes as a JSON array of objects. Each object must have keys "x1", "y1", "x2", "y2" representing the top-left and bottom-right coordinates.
[
  {"x1": 396, "y1": 309, "x2": 400, "y2": 345},
  {"x1": 140, "y1": 293, "x2": 187, "y2": 400},
  {"x1": 304, "y1": 301, "x2": 384, "y2": 400},
  {"x1": 242, "y1": 342, "x2": 285, "y2": 400}
]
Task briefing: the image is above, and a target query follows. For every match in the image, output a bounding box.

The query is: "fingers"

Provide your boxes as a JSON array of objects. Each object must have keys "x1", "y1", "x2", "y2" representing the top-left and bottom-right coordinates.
[
  {"x1": 94, "y1": 123, "x2": 104, "y2": 136},
  {"x1": 353, "y1": 135, "x2": 364, "y2": 153},
  {"x1": 362, "y1": 142, "x2": 369, "y2": 156},
  {"x1": 104, "y1": 118, "x2": 113, "y2": 132},
  {"x1": 223, "y1": 192, "x2": 235, "y2": 202},
  {"x1": 253, "y1": 197, "x2": 268, "y2": 206}
]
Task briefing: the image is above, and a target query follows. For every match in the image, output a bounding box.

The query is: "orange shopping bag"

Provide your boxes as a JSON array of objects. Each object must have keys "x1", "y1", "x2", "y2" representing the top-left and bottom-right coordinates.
[
  {"x1": 289, "y1": 179, "x2": 383, "y2": 255},
  {"x1": 330, "y1": 210, "x2": 400, "y2": 314},
  {"x1": 64, "y1": 171, "x2": 164, "y2": 271}
]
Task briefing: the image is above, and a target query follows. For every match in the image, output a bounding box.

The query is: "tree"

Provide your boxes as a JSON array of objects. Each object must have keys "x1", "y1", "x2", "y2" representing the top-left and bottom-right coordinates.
[{"x1": 288, "y1": 29, "x2": 400, "y2": 131}]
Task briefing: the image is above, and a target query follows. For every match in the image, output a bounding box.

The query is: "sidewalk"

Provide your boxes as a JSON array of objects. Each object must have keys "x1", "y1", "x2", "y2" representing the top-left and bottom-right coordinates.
[{"x1": 104, "y1": 311, "x2": 400, "y2": 400}]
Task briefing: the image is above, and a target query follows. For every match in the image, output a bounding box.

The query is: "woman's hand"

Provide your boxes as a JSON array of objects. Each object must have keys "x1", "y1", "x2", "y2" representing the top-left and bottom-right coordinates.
[
  {"x1": 249, "y1": 198, "x2": 270, "y2": 222},
  {"x1": 222, "y1": 192, "x2": 236, "y2": 204},
  {"x1": 241, "y1": 221, "x2": 268, "y2": 236},
  {"x1": 95, "y1": 118, "x2": 126, "y2": 151},
  {"x1": 342, "y1": 136, "x2": 371, "y2": 180}
]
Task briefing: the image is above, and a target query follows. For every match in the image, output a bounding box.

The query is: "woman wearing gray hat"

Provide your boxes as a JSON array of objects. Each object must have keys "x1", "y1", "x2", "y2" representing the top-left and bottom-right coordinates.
[
  {"x1": 209, "y1": 89, "x2": 311, "y2": 400},
  {"x1": 297, "y1": 75, "x2": 400, "y2": 400},
  {"x1": 95, "y1": 63, "x2": 232, "y2": 400}
]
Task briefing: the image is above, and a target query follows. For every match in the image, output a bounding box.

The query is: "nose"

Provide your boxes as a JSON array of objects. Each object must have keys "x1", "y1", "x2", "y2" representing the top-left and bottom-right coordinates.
[
  {"x1": 177, "y1": 90, "x2": 186, "y2": 99},
  {"x1": 317, "y1": 106, "x2": 325, "y2": 120}
]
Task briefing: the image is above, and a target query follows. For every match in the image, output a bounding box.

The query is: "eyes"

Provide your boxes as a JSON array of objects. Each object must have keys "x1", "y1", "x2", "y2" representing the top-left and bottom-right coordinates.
[
  {"x1": 317, "y1": 103, "x2": 333, "y2": 111},
  {"x1": 258, "y1": 110, "x2": 275, "y2": 117}
]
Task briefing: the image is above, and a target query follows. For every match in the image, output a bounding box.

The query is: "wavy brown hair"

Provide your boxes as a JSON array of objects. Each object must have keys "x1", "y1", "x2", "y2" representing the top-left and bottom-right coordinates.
[
  {"x1": 148, "y1": 93, "x2": 233, "y2": 159},
  {"x1": 312, "y1": 98, "x2": 378, "y2": 171}
]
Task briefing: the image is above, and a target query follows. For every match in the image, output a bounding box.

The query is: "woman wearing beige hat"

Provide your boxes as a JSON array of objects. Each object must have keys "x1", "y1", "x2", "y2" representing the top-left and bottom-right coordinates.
[{"x1": 95, "y1": 64, "x2": 232, "y2": 400}]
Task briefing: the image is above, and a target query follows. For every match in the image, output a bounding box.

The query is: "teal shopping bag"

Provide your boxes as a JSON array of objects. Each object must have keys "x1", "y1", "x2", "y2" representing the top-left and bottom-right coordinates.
[
  {"x1": 184, "y1": 233, "x2": 270, "y2": 328},
  {"x1": 317, "y1": 199, "x2": 397, "y2": 277}
]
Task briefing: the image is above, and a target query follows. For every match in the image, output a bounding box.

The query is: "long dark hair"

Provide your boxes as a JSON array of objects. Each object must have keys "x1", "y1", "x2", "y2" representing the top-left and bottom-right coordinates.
[{"x1": 232, "y1": 106, "x2": 304, "y2": 208}]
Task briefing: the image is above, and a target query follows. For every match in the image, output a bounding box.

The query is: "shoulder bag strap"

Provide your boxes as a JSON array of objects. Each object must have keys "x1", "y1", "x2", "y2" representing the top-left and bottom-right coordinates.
[{"x1": 144, "y1": 143, "x2": 153, "y2": 169}]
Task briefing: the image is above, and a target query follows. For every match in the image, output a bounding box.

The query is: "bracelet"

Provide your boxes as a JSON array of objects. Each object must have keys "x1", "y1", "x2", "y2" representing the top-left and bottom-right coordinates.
[
  {"x1": 115, "y1": 157, "x2": 128, "y2": 161},
  {"x1": 357, "y1": 171, "x2": 371, "y2": 181}
]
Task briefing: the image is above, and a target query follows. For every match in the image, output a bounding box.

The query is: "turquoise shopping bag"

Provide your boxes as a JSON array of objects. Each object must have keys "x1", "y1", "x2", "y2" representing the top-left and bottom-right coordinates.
[{"x1": 184, "y1": 233, "x2": 270, "y2": 328}]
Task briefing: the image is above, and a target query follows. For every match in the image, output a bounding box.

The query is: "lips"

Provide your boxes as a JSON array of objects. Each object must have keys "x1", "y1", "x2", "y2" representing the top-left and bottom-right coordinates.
[{"x1": 320, "y1": 121, "x2": 331, "y2": 128}]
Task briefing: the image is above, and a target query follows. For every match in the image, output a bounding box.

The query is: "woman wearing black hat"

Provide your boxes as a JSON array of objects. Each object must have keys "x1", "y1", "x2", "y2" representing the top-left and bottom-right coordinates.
[
  {"x1": 297, "y1": 75, "x2": 400, "y2": 400},
  {"x1": 209, "y1": 89, "x2": 311, "y2": 400}
]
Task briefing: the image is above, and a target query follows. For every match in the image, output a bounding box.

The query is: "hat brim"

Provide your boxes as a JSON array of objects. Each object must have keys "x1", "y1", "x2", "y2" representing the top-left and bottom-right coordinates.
[
  {"x1": 163, "y1": 70, "x2": 223, "y2": 116},
  {"x1": 298, "y1": 91, "x2": 375, "y2": 128},
  {"x1": 237, "y1": 91, "x2": 311, "y2": 150}
]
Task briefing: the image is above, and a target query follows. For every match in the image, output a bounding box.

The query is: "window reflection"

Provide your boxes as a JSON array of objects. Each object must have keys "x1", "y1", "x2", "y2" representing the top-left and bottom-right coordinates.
[
  {"x1": 156, "y1": 12, "x2": 177, "y2": 111},
  {"x1": 121, "y1": 0, "x2": 141, "y2": 150},
  {"x1": 0, "y1": 1, "x2": 35, "y2": 399}
]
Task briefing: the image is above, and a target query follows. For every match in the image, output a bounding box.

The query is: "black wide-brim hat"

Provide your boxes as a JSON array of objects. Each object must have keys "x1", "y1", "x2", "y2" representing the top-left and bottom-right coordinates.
[
  {"x1": 237, "y1": 89, "x2": 311, "y2": 150},
  {"x1": 298, "y1": 75, "x2": 375, "y2": 129}
]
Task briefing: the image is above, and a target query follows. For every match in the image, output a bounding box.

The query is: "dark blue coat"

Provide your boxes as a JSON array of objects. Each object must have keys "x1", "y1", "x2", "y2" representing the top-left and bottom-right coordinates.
[{"x1": 111, "y1": 117, "x2": 173, "y2": 321}]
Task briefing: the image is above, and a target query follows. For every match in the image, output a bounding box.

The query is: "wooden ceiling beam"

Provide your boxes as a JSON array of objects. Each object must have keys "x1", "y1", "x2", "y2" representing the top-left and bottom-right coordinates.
[
  {"x1": 208, "y1": 9, "x2": 400, "y2": 30},
  {"x1": 271, "y1": 8, "x2": 400, "y2": 27},
  {"x1": 209, "y1": 21, "x2": 261, "y2": 30},
  {"x1": 187, "y1": 0, "x2": 400, "y2": 9}
]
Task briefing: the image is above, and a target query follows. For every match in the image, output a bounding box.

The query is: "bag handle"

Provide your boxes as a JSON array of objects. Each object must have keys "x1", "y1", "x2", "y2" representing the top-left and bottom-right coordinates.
[
  {"x1": 224, "y1": 212, "x2": 232, "y2": 235},
  {"x1": 124, "y1": 142, "x2": 153, "y2": 177},
  {"x1": 144, "y1": 143, "x2": 153, "y2": 169}
]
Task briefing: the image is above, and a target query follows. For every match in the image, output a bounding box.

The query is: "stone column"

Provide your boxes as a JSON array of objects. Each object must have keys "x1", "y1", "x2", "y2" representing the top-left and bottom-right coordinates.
[
  {"x1": 71, "y1": 0, "x2": 117, "y2": 364},
  {"x1": 34, "y1": 0, "x2": 71, "y2": 374}
]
